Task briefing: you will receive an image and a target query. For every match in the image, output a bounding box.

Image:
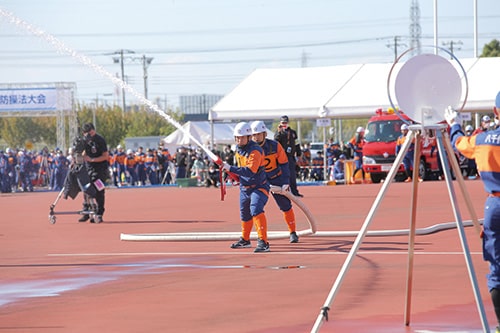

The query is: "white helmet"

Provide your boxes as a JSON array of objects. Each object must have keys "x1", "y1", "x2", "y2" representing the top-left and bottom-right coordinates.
[
  {"x1": 356, "y1": 126, "x2": 365, "y2": 133},
  {"x1": 250, "y1": 120, "x2": 267, "y2": 134},
  {"x1": 233, "y1": 122, "x2": 251, "y2": 137},
  {"x1": 465, "y1": 125, "x2": 473, "y2": 132},
  {"x1": 401, "y1": 124, "x2": 409, "y2": 131},
  {"x1": 126, "y1": 149, "x2": 133, "y2": 155},
  {"x1": 117, "y1": 144, "x2": 123, "y2": 149}
]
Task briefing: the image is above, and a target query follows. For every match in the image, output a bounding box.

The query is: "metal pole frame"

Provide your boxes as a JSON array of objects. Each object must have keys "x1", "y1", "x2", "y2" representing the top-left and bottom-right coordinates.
[{"x1": 311, "y1": 124, "x2": 489, "y2": 333}]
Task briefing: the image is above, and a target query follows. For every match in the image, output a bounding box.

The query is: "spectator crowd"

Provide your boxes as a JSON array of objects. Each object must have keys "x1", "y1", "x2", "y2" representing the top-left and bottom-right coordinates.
[{"x1": 0, "y1": 138, "x2": 358, "y2": 193}]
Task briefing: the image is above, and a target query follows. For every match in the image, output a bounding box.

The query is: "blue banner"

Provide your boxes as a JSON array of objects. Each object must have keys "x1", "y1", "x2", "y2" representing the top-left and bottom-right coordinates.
[{"x1": 0, "y1": 87, "x2": 58, "y2": 112}]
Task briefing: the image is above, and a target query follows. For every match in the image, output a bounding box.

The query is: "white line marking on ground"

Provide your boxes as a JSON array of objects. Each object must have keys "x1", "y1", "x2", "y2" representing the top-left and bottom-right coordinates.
[{"x1": 48, "y1": 251, "x2": 483, "y2": 257}]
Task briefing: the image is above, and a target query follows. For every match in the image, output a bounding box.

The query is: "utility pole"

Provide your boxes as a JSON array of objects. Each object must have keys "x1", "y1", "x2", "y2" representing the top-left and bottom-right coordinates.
[
  {"x1": 139, "y1": 55, "x2": 154, "y2": 100},
  {"x1": 442, "y1": 40, "x2": 463, "y2": 59},
  {"x1": 301, "y1": 50, "x2": 309, "y2": 68},
  {"x1": 386, "y1": 36, "x2": 406, "y2": 62},
  {"x1": 409, "y1": 0, "x2": 422, "y2": 55},
  {"x1": 112, "y1": 49, "x2": 135, "y2": 115}
]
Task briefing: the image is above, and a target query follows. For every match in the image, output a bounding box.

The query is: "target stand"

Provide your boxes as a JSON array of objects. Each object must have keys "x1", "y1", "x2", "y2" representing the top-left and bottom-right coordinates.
[{"x1": 311, "y1": 51, "x2": 490, "y2": 333}]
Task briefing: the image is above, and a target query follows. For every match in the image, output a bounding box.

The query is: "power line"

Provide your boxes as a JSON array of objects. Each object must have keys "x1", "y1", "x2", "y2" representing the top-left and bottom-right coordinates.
[{"x1": 442, "y1": 40, "x2": 463, "y2": 58}]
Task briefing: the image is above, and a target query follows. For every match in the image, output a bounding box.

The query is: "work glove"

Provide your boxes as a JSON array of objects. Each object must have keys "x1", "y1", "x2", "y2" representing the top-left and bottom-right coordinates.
[
  {"x1": 221, "y1": 162, "x2": 231, "y2": 172},
  {"x1": 444, "y1": 106, "x2": 461, "y2": 127},
  {"x1": 281, "y1": 184, "x2": 290, "y2": 192}
]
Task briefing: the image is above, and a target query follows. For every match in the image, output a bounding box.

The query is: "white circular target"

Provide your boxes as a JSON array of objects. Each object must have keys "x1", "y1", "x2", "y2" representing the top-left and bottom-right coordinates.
[{"x1": 395, "y1": 53, "x2": 462, "y2": 125}]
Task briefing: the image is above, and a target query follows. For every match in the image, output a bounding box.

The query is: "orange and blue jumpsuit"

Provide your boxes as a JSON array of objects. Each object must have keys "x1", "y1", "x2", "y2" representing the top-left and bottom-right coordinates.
[
  {"x1": 310, "y1": 154, "x2": 324, "y2": 181},
  {"x1": 144, "y1": 150, "x2": 158, "y2": 185},
  {"x1": 124, "y1": 153, "x2": 138, "y2": 185},
  {"x1": 113, "y1": 150, "x2": 126, "y2": 185},
  {"x1": 259, "y1": 138, "x2": 296, "y2": 234},
  {"x1": 227, "y1": 140, "x2": 270, "y2": 243},
  {"x1": 348, "y1": 135, "x2": 364, "y2": 178},
  {"x1": 135, "y1": 151, "x2": 146, "y2": 185},
  {"x1": 450, "y1": 123, "x2": 500, "y2": 294},
  {"x1": 396, "y1": 132, "x2": 416, "y2": 178}
]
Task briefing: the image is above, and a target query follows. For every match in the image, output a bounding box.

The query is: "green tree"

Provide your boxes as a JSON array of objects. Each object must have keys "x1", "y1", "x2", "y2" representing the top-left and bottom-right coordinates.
[
  {"x1": 125, "y1": 108, "x2": 182, "y2": 139},
  {"x1": 37, "y1": 117, "x2": 57, "y2": 147},
  {"x1": 76, "y1": 103, "x2": 126, "y2": 148},
  {"x1": 0, "y1": 117, "x2": 44, "y2": 149},
  {"x1": 481, "y1": 39, "x2": 500, "y2": 57},
  {"x1": 95, "y1": 105, "x2": 127, "y2": 148}
]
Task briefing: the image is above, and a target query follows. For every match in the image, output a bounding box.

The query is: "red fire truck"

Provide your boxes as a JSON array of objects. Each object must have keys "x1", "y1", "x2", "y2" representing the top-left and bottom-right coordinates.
[{"x1": 361, "y1": 108, "x2": 441, "y2": 183}]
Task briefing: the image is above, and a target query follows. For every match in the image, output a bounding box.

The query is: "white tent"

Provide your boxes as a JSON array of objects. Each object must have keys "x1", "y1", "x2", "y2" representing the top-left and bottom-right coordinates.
[
  {"x1": 162, "y1": 121, "x2": 274, "y2": 152},
  {"x1": 209, "y1": 57, "x2": 500, "y2": 121},
  {"x1": 209, "y1": 64, "x2": 363, "y2": 121}
]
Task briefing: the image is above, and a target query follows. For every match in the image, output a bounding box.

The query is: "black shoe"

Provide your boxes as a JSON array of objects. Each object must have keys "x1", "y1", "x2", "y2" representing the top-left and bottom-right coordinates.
[
  {"x1": 93, "y1": 215, "x2": 103, "y2": 223},
  {"x1": 290, "y1": 232, "x2": 299, "y2": 243},
  {"x1": 254, "y1": 238, "x2": 270, "y2": 253},
  {"x1": 230, "y1": 237, "x2": 251, "y2": 249},
  {"x1": 78, "y1": 215, "x2": 90, "y2": 222}
]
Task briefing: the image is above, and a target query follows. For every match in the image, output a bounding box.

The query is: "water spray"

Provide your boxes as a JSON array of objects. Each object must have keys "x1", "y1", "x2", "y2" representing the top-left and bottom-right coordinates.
[{"x1": 0, "y1": 7, "x2": 221, "y2": 165}]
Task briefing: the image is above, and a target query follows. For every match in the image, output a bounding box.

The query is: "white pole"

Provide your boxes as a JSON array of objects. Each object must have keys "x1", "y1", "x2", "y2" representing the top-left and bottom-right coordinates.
[
  {"x1": 433, "y1": 0, "x2": 438, "y2": 55},
  {"x1": 473, "y1": 0, "x2": 478, "y2": 58}
]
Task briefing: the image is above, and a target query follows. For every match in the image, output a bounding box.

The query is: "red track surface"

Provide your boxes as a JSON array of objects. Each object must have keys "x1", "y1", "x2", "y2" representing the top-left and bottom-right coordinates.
[{"x1": 0, "y1": 180, "x2": 497, "y2": 332}]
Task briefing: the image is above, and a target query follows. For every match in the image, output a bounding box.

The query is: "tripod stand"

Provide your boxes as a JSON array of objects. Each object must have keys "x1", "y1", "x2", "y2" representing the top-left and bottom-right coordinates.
[{"x1": 311, "y1": 124, "x2": 489, "y2": 332}]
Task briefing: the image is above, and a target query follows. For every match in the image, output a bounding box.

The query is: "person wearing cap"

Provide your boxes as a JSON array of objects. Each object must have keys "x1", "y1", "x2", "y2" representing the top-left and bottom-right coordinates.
[
  {"x1": 325, "y1": 139, "x2": 342, "y2": 179},
  {"x1": 113, "y1": 145, "x2": 126, "y2": 187},
  {"x1": 144, "y1": 148, "x2": 159, "y2": 185},
  {"x1": 333, "y1": 154, "x2": 347, "y2": 181},
  {"x1": 221, "y1": 122, "x2": 271, "y2": 253},
  {"x1": 274, "y1": 115, "x2": 303, "y2": 197},
  {"x1": 396, "y1": 124, "x2": 422, "y2": 183},
  {"x1": 124, "y1": 148, "x2": 138, "y2": 185},
  {"x1": 472, "y1": 115, "x2": 492, "y2": 135},
  {"x1": 347, "y1": 126, "x2": 366, "y2": 184},
  {"x1": 446, "y1": 91, "x2": 500, "y2": 332},
  {"x1": 52, "y1": 148, "x2": 69, "y2": 191},
  {"x1": 157, "y1": 147, "x2": 172, "y2": 184},
  {"x1": 79, "y1": 123, "x2": 109, "y2": 223},
  {"x1": 17, "y1": 150, "x2": 34, "y2": 192},
  {"x1": 175, "y1": 146, "x2": 188, "y2": 181},
  {"x1": 135, "y1": 146, "x2": 147, "y2": 186},
  {"x1": 250, "y1": 120, "x2": 299, "y2": 243}
]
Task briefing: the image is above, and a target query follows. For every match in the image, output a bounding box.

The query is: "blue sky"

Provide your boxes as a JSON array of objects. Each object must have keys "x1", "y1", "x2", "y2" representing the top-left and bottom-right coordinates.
[{"x1": 0, "y1": 0, "x2": 498, "y2": 109}]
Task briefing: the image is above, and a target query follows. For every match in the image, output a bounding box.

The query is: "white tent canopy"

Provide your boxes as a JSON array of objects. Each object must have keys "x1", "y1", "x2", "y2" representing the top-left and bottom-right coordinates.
[
  {"x1": 209, "y1": 65, "x2": 364, "y2": 121},
  {"x1": 209, "y1": 57, "x2": 500, "y2": 121},
  {"x1": 162, "y1": 121, "x2": 273, "y2": 152}
]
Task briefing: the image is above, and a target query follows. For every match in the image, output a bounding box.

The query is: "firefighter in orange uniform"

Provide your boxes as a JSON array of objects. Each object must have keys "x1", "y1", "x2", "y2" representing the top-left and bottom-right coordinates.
[
  {"x1": 221, "y1": 122, "x2": 271, "y2": 253},
  {"x1": 135, "y1": 147, "x2": 146, "y2": 186},
  {"x1": 124, "y1": 149, "x2": 138, "y2": 185},
  {"x1": 446, "y1": 92, "x2": 500, "y2": 332},
  {"x1": 250, "y1": 120, "x2": 299, "y2": 243},
  {"x1": 396, "y1": 124, "x2": 422, "y2": 182},
  {"x1": 113, "y1": 145, "x2": 126, "y2": 186},
  {"x1": 144, "y1": 148, "x2": 158, "y2": 185},
  {"x1": 348, "y1": 126, "x2": 366, "y2": 183}
]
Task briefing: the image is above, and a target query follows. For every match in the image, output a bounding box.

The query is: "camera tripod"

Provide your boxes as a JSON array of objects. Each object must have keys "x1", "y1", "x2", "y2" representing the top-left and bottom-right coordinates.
[
  {"x1": 311, "y1": 124, "x2": 489, "y2": 332},
  {"x1": 48, "y1": 152, "x2": 98, "y2": 224}
]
